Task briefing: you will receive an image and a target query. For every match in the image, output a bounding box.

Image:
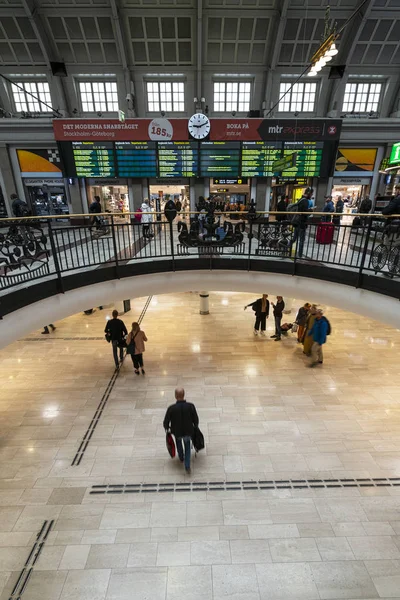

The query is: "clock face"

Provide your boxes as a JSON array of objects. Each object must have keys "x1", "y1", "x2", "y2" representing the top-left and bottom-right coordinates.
[{"x1": 188, "y1": 113, "x2": 210, "y2": 140}]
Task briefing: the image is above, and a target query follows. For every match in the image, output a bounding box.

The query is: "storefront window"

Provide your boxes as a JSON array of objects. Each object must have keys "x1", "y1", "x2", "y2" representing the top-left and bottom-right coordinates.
[{"x1": 86, "y1": 183, "x2": 129, "y2": 215}]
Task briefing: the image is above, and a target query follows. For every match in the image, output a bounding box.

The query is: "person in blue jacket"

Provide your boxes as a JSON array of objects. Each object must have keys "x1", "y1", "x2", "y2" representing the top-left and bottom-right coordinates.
[
  {"x1": 307, "y1": 309, "x2": 329, "y2": 367},
  {"x1": 322, "y1": 196, "x2": 334, "y2": 222}
]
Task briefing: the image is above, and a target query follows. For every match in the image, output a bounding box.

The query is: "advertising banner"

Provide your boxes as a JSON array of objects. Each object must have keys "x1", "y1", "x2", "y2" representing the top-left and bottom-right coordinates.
[
  {"x1": 53, "y1": 118, "x2": 342, "y2": 143},
  {"x1": 53, "y1": 118, "x2": 189, "y2": 142}
]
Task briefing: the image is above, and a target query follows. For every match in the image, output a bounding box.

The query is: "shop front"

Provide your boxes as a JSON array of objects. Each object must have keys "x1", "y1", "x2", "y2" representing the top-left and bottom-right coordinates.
[
  {"x1": 332, "y1": 148, "x2": 378, "y2": 208},
  {"x1": 86, "y1": 179, "x2": 129, "y2": 214},
  {"x1": 14, "y1": 147, "x2": 70, "y2": 217},
  {"x1": 209, "y1": 178, "x2": 250, "y2": 207},
  {"x1": 23, "y1": 178, "x2": 69, "y2": 217},
  {"x1": 270, "y1": 177, "x2": 312, "y2": 209},
  {"x1": 331, "y1": 176, "x2": 372, "y2": 207},
  {"x1": 148, "y1": 179, "x2": 190, "y2": 213}
]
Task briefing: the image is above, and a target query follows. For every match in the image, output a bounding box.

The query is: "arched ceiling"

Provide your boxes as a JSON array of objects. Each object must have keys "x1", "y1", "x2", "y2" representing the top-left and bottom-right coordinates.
[{"x1": 0, "y1": 0, "x2": 399, "y2": 118}]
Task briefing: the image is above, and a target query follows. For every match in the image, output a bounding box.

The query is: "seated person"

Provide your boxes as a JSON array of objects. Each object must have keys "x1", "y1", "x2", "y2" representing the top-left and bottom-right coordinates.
[{"x1": 280, "y1": 323, "x2": 293, "y2": 335}]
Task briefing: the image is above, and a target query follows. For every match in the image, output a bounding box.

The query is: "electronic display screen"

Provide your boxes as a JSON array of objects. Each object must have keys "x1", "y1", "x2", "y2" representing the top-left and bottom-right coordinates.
[
  {"x1": 158, "y1": 142, "x2": 198, "y2": 178},
  {"x1": 115, "y1": 141, "x2": 157, "y2": 178},
  {"x1": 241, "y1": 141, "x2": 282, "y2": 177},
  {"x1": 72, "y1": 142, "x2": 115, "y2": 177},
  {"x1": 200, "y1": 142, "x2": 240, "y2": 177},
  {"x1": 280, "y1": 141, "x2": 323, "y2": 177}
]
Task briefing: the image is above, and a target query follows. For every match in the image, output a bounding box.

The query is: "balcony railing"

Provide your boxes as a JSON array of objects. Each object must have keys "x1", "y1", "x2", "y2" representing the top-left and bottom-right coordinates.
[{"x1": 0, "y1": 209, "x2": 399, "y2": 315}]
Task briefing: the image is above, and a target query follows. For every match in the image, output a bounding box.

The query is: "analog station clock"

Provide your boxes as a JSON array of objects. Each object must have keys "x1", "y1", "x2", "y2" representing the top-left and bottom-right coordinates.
[{"x1": 188, "y1": 113, "x2": 210, "y2": 140}]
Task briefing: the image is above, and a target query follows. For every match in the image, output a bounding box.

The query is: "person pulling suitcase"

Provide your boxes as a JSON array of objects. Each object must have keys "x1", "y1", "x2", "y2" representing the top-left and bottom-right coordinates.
[{"x1": 163, "y1": 388, "x2": 199, "y2": 475}]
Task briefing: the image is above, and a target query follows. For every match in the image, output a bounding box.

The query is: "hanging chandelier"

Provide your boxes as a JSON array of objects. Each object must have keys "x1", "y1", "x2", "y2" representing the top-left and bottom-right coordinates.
[{"x1": 308, "y1": 33, "x2": 339, "y2": 77}]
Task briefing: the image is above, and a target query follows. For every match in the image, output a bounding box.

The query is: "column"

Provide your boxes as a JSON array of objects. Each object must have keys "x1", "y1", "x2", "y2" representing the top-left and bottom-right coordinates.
[
  {"x1": 283, "y1": 298, "x2": 293, "y2": 314},
  {"x1": 199, "y1": 291, "x2": 209, "y2": 315},
  {"x1": 0, "y1": 146, "x2": 17, "y2": 216}
]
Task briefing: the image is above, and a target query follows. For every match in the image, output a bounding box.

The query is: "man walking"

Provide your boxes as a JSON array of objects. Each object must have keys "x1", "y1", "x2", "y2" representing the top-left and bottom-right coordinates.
[
  {"x1": 271, "y1": 296, "x2": 285, "y2": 341},
  {"x1": 307, "y1": 309, "x2": 329, "y2": 367},
  {"x1": 104, "y1": 309, "x2": 128, "y2": 369},
  {"x1": 163, "y1": 388, "x2": 199, "y2": 474}
]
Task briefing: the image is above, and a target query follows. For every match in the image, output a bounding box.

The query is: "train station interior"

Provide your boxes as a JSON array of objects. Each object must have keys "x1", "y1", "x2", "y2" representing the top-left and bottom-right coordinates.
[{"x1": 1, "y1": 0, "x2": 400, "y2": 598}]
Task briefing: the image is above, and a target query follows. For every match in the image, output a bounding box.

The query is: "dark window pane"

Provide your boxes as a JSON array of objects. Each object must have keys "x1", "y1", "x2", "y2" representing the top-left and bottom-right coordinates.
[
  {"x1": 162, "y1": 18, "x2": 175, "y2": 39},
  {"x1": 148, "y1": 41, "x2": 162, "y2": 61},
  {"x1": 177, "y1": 18, "x2": 191, "y2": 38},
  {"x1": 145, "y1": 18, "x2": 160, "y2": 39}
]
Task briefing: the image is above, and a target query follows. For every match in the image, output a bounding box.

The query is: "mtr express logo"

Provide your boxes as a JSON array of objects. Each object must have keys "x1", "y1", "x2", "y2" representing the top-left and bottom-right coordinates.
[{"x1": 268, "y1": 125, "x2": 322, "y2": 135}]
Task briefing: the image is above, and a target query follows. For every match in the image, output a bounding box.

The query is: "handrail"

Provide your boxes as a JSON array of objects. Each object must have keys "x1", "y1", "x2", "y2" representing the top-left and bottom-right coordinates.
[
  {"x1": 1, "y1": 211, "x2": 399, "y2": 222},
  {"x1": 1, "y1": 211, "x2": 399, "y2": 315}
]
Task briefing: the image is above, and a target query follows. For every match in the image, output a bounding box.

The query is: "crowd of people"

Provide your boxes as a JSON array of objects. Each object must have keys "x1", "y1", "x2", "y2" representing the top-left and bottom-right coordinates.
[{"x1": 245, "y1": 295, "x2": 330, "y2": 367}]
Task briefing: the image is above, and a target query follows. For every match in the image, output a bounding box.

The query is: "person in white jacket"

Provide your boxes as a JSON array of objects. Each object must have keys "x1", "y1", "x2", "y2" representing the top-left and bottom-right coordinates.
[{"x1": 141, "y1": 200, "x2": 153, "y2": 238}]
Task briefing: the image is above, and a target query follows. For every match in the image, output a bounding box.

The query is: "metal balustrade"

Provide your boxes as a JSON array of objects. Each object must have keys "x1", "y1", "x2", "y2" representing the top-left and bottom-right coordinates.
[{"x1": 0, "y1": 211, "x2": 399, "y2": 314}]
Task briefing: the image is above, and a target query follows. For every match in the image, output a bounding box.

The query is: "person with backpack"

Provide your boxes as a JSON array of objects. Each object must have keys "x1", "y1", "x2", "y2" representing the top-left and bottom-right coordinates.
[
  {"x1": 104, "y1": 309, "x2": 128, "y2": 369},
  {"x1": 307, "y1": 309, "x2": 330, "y2": 367},
  {"x1": 11, "y1": 193, "x2": 29, "y2": 217},
  {"x1": 126, "y1": 322, "x2": 148, "y2": 375},
  {"x1": 291, "y1": 187, "x2": 313, "y2": 258},
  {"x1": 244, "y1": 294, "x2": 270, "y2": 336},
  {"x1": 163, "y1": 388, "x2": 199, "y2": 474}
]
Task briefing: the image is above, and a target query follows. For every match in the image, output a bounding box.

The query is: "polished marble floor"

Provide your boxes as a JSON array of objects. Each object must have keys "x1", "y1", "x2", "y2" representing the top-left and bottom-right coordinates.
[{"x1": 1, "y1": 292, "x2": 400, "y2": 599}]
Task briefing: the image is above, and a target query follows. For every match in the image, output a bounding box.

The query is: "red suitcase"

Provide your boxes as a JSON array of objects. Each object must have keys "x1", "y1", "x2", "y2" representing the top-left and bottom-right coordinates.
[{"x1": 316, "y1": 222, "x2": 334, "y2": 244}]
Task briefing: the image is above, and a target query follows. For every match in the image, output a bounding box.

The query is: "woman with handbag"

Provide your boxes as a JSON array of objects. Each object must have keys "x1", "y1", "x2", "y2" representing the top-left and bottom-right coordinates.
[{"x1": 126, "y1": 322, "x2": 148, "y2": 375}]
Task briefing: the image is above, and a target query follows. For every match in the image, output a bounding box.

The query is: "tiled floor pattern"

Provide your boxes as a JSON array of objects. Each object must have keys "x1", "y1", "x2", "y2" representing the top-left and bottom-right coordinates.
[{"x1": 1, "y1": 292, "x2": 400, "y2": 599}]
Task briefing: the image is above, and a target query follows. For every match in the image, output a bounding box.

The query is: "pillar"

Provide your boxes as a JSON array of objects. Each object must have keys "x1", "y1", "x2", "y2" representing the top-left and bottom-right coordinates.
[
  {"x1": 0, "y1": 146, "x2": 17, "y2": 216},
  {"x1": 199, "y1": 291, "x2": 209, "y2": 315},
  {"x1": 283, "y1": 298, "x2": 293, "y2": 314}
]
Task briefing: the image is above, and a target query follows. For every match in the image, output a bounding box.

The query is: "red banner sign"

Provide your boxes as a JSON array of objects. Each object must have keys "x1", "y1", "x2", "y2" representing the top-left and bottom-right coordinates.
[
  {"x1": 53, "y1": 118, "x2": 189, "y2": 141},
  {"x1": 53, "y1": 118, "x2": 342, "y2": 142}
]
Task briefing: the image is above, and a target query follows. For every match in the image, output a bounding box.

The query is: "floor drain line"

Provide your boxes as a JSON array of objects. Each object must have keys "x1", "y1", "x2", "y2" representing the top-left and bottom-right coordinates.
[
  {"x1": 71, "y1": 296, "x2": 152, "y2": 466},
  {"x1": 9, "y1": 520, "x2": 53, "y2": 600},
  {"x1": 90, "y1": 476, "x2": 400, "y2": 495},
  {"x1": 71, "y1": 368, "x2": 119, "y2": 466}
]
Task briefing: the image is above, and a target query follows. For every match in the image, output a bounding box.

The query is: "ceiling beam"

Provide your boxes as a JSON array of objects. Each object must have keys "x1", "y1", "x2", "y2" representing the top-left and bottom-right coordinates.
[
  {"x1": 324, "y1": 0, "x2": 374, "y2": 116},
  {"x1": 109, "y1": 0, "x2": 128, "y2": 71},
  {"x1": 109, "y1": 0, "x2": 136, "y2": 115},
  {"x1": 197, "y1": 0, "x2": 203, "y2": 102},
  {"x1": 388, "y1": 74, "x2": 400, "y2": 117},
  {"x1": 261, "y1": 0, "x2": 290, "y2": 115},
  {"x1": 21, "y1": 0, "x2": 52, "y2": 69},
  {"x1": 20, "y1": 0, "x2": 71, "y2": 115}
]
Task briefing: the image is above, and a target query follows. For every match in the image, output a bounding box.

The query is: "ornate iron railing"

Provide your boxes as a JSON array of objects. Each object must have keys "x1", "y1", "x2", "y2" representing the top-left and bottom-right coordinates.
[{"x1": 1, "y1": 208, "x2": 399, "y2": 300}]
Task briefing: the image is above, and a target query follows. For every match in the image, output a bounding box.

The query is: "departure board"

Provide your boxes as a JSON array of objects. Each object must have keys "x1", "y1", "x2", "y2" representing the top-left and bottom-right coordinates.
[
  {"x1": 115, "y1": 141, "x2": 157, "y2": 177},
  {"x1": 280, "y1": 141, "x2": 323, "y2": 177},
  {"x1": 241, "y1": 141, "x2": 282, "y2": 177},
  {"x1": 72, "y1": 142, "x2": 115, "y2": 177},
  {"x1": 200, "y1": 142, "x2": 240, "y2": 177},
  {"x1": 158, "y1": 142, "x2": 198, "y2": 178}
]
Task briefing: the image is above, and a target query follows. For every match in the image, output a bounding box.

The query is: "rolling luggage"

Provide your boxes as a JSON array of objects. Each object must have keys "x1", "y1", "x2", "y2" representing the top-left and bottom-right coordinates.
[{"x1": 316, "y1": 222, "x2": 334, "y2": 244}]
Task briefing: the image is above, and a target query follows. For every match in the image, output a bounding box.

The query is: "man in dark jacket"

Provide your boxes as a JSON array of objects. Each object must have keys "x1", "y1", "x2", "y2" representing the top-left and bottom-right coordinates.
[
  {"x1": 292, "y1": 187, "x2": 313, "y2": 258},
  {"x1": 271, "y1": 296, "x2": 285, "y2": 341},
  {"x1": 89, "y1": 195, "x2": 102, "y2": 230},
  {"x1": 11, "y1": 193, "x2": 29, "y2": 217},
  {"x1": 163, "y1": 388, "x2": 199, "y2": 474},
  {"x1": 104, "y1": 309, "x2": 128, "y2": 369},
  {"x1": 382, "y1": 185, "x2": 400, "y2": 216},
  {"x1": 244, "y1": 294, "x2": 269, "y2": 336}
]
